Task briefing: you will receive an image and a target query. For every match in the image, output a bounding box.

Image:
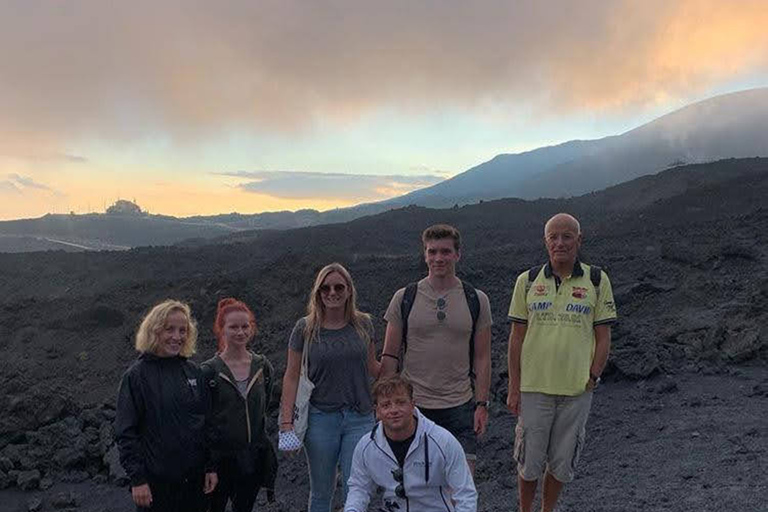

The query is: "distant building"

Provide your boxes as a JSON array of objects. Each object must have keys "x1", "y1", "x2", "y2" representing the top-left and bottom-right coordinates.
[{"x1": 106, "y1": 199, "x2": 143, "y2": 215}]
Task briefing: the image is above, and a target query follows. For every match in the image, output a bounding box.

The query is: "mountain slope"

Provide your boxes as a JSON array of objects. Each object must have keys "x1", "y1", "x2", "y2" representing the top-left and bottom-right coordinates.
[{"x1": 395, "y1": 87, "x2": 768, "y2": 204}]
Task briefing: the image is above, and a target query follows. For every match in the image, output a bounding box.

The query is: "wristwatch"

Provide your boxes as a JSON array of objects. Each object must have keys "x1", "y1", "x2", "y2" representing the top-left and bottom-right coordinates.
[{"x1": 475, "y1": 400, "x2": 490, "y2": 408}]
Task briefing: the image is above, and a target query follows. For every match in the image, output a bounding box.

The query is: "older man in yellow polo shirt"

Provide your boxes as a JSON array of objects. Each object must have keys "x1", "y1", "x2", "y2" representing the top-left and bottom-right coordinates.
[{"x1": 506, "y1": 213, "x2": 617, "y2": 512}]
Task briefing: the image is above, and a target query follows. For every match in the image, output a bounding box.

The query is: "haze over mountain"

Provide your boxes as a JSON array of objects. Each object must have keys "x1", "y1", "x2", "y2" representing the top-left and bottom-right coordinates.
[
  {"x1": 0, "y1": 88, "x2": 765, "y2": 252},
  {"x1": 391, "y1": 87, "x2": 768, "y2": 206}
]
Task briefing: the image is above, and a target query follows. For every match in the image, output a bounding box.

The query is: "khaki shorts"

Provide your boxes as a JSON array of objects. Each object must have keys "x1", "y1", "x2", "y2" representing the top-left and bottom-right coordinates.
[{"x1": 514, "y1": 391, "x2": 593, "y2": 483}]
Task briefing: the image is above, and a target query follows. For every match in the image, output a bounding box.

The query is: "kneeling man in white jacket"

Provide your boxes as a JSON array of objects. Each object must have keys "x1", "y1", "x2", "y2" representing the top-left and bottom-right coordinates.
[{"x1": 344, "y1": 375, "x2": 477, "y2": 512}]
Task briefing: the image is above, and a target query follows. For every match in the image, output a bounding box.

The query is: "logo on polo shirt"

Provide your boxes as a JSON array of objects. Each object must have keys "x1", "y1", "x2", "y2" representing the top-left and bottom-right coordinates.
[
  {"x1": 533, "y1": 284, "x2": 548, "y2": 296},
  {"x1": 572, "y1": 286, "x2": 587, "y2": 299},
  {"x1": 565, "y1": 303, "x2": 592, "y2": 314},
  {"x1": 529, "y1": 301, "x2": 553, "y2": 311}
]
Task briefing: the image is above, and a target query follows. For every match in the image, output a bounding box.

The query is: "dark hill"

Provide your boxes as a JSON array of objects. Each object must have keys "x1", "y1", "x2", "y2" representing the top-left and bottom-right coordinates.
[{"x1": 0, "y1": 158, "x2": 766, "y2": 511}]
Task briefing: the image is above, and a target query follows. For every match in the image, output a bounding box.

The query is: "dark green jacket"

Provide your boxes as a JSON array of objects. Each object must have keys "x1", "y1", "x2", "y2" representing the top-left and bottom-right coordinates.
[{"x1": 202, "y1": 352, "x2": 277, "y2": 498}]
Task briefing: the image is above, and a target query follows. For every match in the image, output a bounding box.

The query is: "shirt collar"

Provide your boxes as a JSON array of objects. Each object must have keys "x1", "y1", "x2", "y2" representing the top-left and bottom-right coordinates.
[{"x1": 543, "y1": 258, "x2": 584, "y2": 279}]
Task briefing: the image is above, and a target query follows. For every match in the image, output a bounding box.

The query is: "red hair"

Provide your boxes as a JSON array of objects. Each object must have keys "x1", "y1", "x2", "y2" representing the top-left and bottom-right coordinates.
[{"x1": 213, "y1": 298, "x2": 257, "y2": 353}]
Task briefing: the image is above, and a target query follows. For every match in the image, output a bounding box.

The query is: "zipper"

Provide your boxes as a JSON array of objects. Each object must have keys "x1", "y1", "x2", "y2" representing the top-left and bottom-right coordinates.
[{"x1": 217, "y1": 367, "x2": 264, "y2": 445}]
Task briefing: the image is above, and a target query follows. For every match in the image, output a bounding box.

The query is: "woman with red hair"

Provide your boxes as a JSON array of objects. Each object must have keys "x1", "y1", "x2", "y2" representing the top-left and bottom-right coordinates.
[{"x1": 203, "y1": 298, "x2": 276, "y2": 512}]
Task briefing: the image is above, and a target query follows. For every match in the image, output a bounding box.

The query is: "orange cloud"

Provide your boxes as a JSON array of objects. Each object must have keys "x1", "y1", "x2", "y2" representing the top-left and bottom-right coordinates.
[{"x1": 0, "y1": 0, "x2": 766, "y2": 156}]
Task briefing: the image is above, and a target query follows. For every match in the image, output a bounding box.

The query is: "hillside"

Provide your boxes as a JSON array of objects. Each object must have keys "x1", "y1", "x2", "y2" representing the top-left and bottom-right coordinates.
[
  {"x1": 0, "y1": 158, "x2": 766, "y2": 511},
  {"x1": 395, "y1": 88, "x2": 768, "y2": 206},
  {"x1": 2, "y1": 90, "x2": 766, "y2": 252}
]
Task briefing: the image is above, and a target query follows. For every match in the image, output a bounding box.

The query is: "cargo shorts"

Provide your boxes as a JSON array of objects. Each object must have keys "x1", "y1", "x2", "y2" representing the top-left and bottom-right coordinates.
[{"x1": 514, "y1": 390, "x2": 593, "y2": 483}]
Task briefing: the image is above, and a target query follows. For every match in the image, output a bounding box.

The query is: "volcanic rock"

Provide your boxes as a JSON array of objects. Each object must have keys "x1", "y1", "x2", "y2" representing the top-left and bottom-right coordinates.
[{"x1": 17, "y1": 469, "x2": 41, "y2": 490}]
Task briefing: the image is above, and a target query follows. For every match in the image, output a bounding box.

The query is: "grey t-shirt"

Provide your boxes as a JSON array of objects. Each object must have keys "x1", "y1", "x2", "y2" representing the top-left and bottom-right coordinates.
[{"x1": 288, "y1": 316, "x2": 375, "y2": 414}]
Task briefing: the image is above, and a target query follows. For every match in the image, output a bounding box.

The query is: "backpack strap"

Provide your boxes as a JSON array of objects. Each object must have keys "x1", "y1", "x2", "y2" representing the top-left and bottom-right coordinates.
[
  {"x1": 461, "y1": 281, "x2": 481, "y2": 379},
  {"x1": 590, "y1": 265, "x2": 602, "y2": 286},
  {"x1": 525, "y1": 265, "x2": 543, "y2": 296},
  {"x1": 399, "y1": 282, "x2": 419, "y2": 364}
]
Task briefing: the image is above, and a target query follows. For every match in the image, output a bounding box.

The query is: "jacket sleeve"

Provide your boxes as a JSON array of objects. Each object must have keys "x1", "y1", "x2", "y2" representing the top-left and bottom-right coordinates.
[
  {"x1": 264, "y1": 357, "x2": 276, "y2": 409},
  {"x1": 344, "y1": 439, "x2": 376, "y2": 512},
  {"x1": 443, "y1": 434, "x2": 478, "y2": 512},
  {"x1": 200, "y1": 362, "x2": 218, "y2": 473},
  {"x1": 115, "y1": 367, "x2": 147, "y2": 487}
]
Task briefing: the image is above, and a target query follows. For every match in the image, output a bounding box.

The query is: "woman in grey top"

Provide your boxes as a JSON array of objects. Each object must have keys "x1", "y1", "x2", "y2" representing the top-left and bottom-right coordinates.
[{"x1": 279, "y1": 263, "x2": 380, "y2": 512}]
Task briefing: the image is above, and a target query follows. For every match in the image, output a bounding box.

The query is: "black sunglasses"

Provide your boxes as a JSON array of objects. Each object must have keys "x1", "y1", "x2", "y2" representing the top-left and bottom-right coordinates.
[
  {"x1": 391, "y1": 467, "x2": 406, "y2": 499},
  {"x1": 319, "y1": 283, "x2": 347, "y2": 294}
]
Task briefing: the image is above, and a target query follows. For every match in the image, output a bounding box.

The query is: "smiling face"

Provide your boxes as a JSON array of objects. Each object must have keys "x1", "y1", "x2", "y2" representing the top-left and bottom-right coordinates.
[
  {"x1": 424, "y1": 238, "x2": 460, "y2": 279},
  {"x1": 156, "y1": 309, "x2": 189, "y2": 358},
  {"x1": 544, "y1": 214, "x2": 582, "y2": 267},
  {"x1": 319, "y1": 271, "x2": 350, "y2": 313},
  {"x1": 222, "y1": 310, "x2": 253, "y2": 349},
  {"x1": 376, "y1": 387, "x2": 416, "y2": 436}
]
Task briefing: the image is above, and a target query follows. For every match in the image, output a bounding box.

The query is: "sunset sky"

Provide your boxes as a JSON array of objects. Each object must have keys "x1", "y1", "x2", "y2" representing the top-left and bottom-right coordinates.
[{"x1": 1, "y1": 0, "x2": 767, "y2": 220}]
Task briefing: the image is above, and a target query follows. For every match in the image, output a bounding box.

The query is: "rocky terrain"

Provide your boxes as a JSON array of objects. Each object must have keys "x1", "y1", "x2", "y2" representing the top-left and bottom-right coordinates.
[{"x1": 0, "y1": 158, "x2": 766, "y2": 511}]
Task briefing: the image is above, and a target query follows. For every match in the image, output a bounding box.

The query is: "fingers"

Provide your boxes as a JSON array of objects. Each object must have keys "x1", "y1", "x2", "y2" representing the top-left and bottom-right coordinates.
[
  {"x1": 203, "y1": 472, "x2": 218, "y2": 494},
  {"x1": 131, "y1": 484, "x2": 152, "y2": 508}
]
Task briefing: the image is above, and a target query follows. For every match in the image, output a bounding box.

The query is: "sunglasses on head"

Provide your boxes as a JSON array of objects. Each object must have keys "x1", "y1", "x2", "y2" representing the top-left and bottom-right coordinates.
[
  {"x1": 391, "y1": 467, "x2": 407, "y2": 499},
  {"x1": 319, "y1": 283, "x2": 347, "y2": 294}
]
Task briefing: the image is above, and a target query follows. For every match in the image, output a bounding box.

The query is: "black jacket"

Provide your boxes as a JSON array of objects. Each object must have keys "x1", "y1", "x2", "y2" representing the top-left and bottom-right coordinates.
[
  {"x1": 202, "y1": 353, "x2": 277, "y2": 496},
  {"x1": 115, "y1": 354, "x2": 214, "y2": 486}
]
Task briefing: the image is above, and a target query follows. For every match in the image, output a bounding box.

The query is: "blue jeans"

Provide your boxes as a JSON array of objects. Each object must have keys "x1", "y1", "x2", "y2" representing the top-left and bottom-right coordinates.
[{"x1": 304, "y1": 405, "x2": 375, "y2": 512}]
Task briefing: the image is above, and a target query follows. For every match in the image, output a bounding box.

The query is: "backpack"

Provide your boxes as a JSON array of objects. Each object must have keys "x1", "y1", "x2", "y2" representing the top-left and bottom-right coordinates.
[
  {"x1": 524, "y1": 264, "x2": 602, "y2": 298},
  {"x1": 400, "y1": 280, "x2": 481, "y2": 379}
]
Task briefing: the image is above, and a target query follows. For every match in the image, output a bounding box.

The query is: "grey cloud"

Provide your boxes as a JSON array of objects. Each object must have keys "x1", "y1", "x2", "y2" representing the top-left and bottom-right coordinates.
[
  {"x1": 8, "y1": 174, "x2": 52, "y2": 191},
  {"x1": 0, "y1": 180, "x2": 21, "y2": 194},
  {"x1": 0, "y1": 0, "x2": 766, "y2": 147},
  {"x1": 224, "y1": 170, "x2": 444, "y2": 200}
]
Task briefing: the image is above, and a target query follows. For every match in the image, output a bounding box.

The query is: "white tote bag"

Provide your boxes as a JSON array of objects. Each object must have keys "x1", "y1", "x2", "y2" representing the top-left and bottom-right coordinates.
[{"x1": 279, "y1": 337, "x2": 315, "y2": 444}]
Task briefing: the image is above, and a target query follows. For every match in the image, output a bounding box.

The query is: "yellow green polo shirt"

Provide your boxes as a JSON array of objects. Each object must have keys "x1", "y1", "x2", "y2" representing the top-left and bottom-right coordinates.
[{"x1": 508, "y1": 261, "x2": 617, "y2": 396}]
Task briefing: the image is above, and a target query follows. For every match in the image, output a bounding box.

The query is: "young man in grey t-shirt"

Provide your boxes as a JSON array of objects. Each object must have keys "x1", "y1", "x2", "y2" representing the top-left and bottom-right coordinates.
[{"x1": 380, "y1": 224, "x2": 492, "y2": 474}]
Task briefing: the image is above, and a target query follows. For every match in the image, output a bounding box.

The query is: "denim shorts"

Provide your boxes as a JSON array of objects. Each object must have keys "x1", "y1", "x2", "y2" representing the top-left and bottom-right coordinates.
[{"x1": 419, "y1": 399, "x2": 476, "y2": 459}]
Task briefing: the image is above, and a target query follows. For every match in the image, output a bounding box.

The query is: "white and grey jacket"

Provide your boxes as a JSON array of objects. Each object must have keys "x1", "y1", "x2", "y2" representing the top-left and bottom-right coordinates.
[{"x1": 344, "y1": 408, "x2": 477, "y2": 512}]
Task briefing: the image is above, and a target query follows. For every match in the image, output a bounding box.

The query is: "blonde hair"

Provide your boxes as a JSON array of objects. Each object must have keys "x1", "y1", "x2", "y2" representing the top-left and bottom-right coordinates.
[
  {"x1": 135, "y1": 299, "x2": 198, "y2": 357},
  {"x1": 303, "y1": 263, "x2": 371, "y2": 344}
]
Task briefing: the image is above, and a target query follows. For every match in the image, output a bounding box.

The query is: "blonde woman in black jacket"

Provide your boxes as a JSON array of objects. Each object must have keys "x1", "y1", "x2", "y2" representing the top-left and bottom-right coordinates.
[
  {"x1": 115, "y1": 300, "x2": 218, "y2": 512},
  {"x1": 203, "y1": 298, "x2": 276, "y2": 512}
]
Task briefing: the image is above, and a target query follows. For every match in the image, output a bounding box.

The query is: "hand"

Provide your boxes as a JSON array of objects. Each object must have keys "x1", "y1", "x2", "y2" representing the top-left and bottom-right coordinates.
[
  {"x1": 278, "y1": 429, "x2": 303, "y2": 454},
  {"x1": 474, "y1": 406, "x2": 489, "y2": 436},
  {"x1": 131, "y1": 483, "x2": 152, "y2": 508},
  {"x1": 506, "y1": 388, "x2": 520, "y2": 416},
  {"x1": 585, "y1": 378, "x2": 597, "y2": 391},
  {"x1": 203, "y1": 472, "x2": 218, "y2": 494}
]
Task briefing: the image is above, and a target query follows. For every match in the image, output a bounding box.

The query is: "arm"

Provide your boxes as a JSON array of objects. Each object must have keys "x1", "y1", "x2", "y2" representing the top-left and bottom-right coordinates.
[
  {"x1": 472, "y1": 325, "x2": 491, "y2": 436},
  {"x1": 200, "y1": 363, "x2": 218, "y2": 476},
  {"x1": 279, "y1": 348, "x2": 302, "y2": 432},
  {"x1": 444, "y1": 436, "x2": 478, "y2": 512},
  {"x1": 506, "y1": 322, "x2": 527, "y2": 415},
  {"x1": 115, "y1": 370, "x2": 147, "y2": 488},
  {"x1": 343, "y1": 442, "x2": 376, "y2": 512},
  {"x1": 115, "y1": 368, "x2": 153, "y2": 507},
  {"x1": 588, "y1": 324, "x2": 611, "y2": 388},
  {"x1": 380, "y1": 321, "x2": 402, "y2": 377},
  {"x1": 366, "y1": 337, "x2": 381, "y2": 380}
]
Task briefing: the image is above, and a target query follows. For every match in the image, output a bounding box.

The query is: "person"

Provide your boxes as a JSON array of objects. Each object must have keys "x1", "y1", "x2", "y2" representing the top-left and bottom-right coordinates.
[
  {"x1": 203, "y1": 298, "x2": 276, "y2": 512},
  {"x1": 506, "y1": 213, "x2": 617, "y2": 512},
  {"x1": 380, "y1": 224, "x2": 492, "y2": 474},
  {"x1": 278, "y1": 263, "x2": 381, "y2": 512},
  {"x1": 344, "y1": 375, "x2": 477, "y2": 512},
  {"x1": 115, "y1": 299, "x2": 217, "y2": 512}
]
